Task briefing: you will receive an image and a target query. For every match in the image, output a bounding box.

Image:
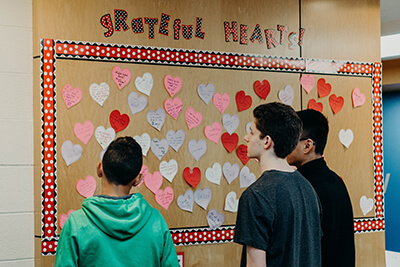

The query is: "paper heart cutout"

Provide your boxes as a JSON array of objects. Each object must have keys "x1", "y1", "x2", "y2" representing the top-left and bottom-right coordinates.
[
  {"x1": 188, "y1": 139, "x2": 207, "y2": 161},
  {"x1": 236, "y1": 90, "x2": 252, "y2": 112},
  {"x1": 89, "y1": 82, "x2": 109, "y2": 106},
  {"x1": 197, "y1": 83, "x2": 215, "y2": 105},
  {"x1": 133, "y1": 133, "x2": 151, "y2": 156},
  {"x1": 223, "y1": 162, "x2": 240, "y2": 184},
  {"x1": 278, "y1": 85, "x2": 294, "y2": 106},
  {"x1": 213, "y1": 93, "x2": 230, "y2": 114},
  {"x1": 183, "y1": 167, "x2": 201, "y2": 188},
  {"x1": 308, "y1": 99, "x2": 323, "y2": 113},
  {"x1": 61, "y1": 140, "x2": 83, "y2": 166},
  {"x1": 317, "y1": 78, "x2": 331, "y2": 98},
  {"x1": 166, "y1": 130, "x2": 185, "y2": 152},
  {"x1": 155, "y1": 187, "x2": 174, "y2": 210},
  {"x1": 59, "y1": 209, "x2": 75, "y2": 229},
  {"x1": 253, "y1": 80, "x2": 271, "y2": 100},
  {"x1": 204, "y1": 122, "x2": 222, "y2": 144},
  {"x1": 329, "y1": 94, "x2": 344, "y2": 114},
  {"x1": 150, "y1": 138, "x2": 169, "y2": 160},
  {"x1": 110, "y1": 110, "x2": 130, "y2": 133},
  {"x1": 100, "y1": 148, "x2": 106, "y2": 161},
  {"x1": 159, "y1": 159, "x2": 178, "y2": 183},
  {"x1": 147, "y1": 108, "x2": 166, "y2": 131},
  {"x1": 74, "y1": 121, "x2": 94, "y2": 145},
  {"x1": 95, "y1": 126, "x2": 116, "y2": 150},
  {"x1": 76, "y1": 175, "x2": 96, "y2": 198},
  {"x1": 144, "y1": 171, "x2": 163, "y2": 194},
  {"x1": 194, "y1": 187, "x2": 212, "y2": 210},
  {"x1": 164, "y1": 75, "x2": 182, "y2": 97},
  {"x1": 224, "y1": 191, "x2": 239, "y2": 212},
  {"x1": 246, "y1": 122, "x2": 252, "y2": 134},
  {"x1": 360, "y1": 195, "x2": 373, "y2": 216},
  {"x1": 205, "y1": 162, "x2": 222, "y2": 185},
  {"x1": 135, "y1": 72, "x2": 153, "y2": 96},
  {"x1": 339, "y1": 129, "x2": 354, "y2": 148},
  {"x1": 185, "y1": 107, "x2": 203, "y2": 130},
  {"x1": 236, "y1": 144, "x2": 249, "y2": 165},
  {"x1": 221, "y1": 133, "x2": 239, "y2": 153},
  {"x1": 207, "y1": 209, "x2": 225, "y2": 229},
  {"x1": 164, "y1": 97, "x2": 183, "y2": 120},
  {"x1": 62, "y1": 84, "x2": 82, "y2": 109},
  {"x1": 352, "y1": 87, "x2": 366, "y2": 108},
  {"x1": 222, "y1": 114, "x2": 239, "y2": 135},
  {"x1": 112, "y1": 66, "x2": 131, "y2": 90},
  {"x1": 177, "y1": 189, "x2": 194, "y2": 212},
  {"x1": 138, "y1": 165, "x2": 149, "y2": 188},
  {"x1": 300, "y1": 74, "x2": 315, "y2": 94},
  {"x1": 128, "y1": 92, "x2": 148, "y2": 115},
  {"x1": 240, "y1": 166, "x2": 256, "y2": 188}
]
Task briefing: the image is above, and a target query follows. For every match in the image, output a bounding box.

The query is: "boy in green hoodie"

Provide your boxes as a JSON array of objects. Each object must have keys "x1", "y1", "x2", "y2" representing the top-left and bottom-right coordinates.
[{"x1": 55, "y1": 137, "x2": 179, "y2": 267}]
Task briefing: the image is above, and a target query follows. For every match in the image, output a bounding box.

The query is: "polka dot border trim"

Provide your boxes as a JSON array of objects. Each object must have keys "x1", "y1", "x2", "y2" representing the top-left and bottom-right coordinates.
[{"x1": 170, "y1": 225, "x2": 235, "y2": 246}]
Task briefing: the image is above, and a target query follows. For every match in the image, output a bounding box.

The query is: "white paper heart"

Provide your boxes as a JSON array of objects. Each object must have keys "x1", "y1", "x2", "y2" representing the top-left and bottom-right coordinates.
[
  {"x1": 278, "y1": 85, "x2": 294, "y2": 106},
  {"x1": 240, "y1": 166, "x2": 256, "y2": 188},
  {"x1": 61, "y1": 140, "x2": 83, "y2": 166},
  {"x1": 223, "y1": 162, "x2": 240, "y2": 184},
  {"x1": 222, "y1": 114, "x2": 239, "y2": 135},
  {"x1": 95, "y1": 126, "x2": 116, "y2": 150},
  {"x1": 135, "y1": 72, "x2": 153, "y2": 96},
  {"x1": 360, "y1": 195, "x2": 373, "y2": 216},
  {"x1": 177, "y1": 189, "x2": 194, "y2": 212},
  {"x1": 128, "y1": 92, "x2": 148, "y2": 115},
  {"x1": 207, "y1": 209, "x2": 225, "y2": 229},
  {"x1": 133, "y1": 133, "x2": 151, "y2": 156},
  {"x1": 194, "y1": 187, "x2": 212, "y2": 210},
  {"x1": 147, "y1": 108, "x2": 166, "y2": 131},
  {"x1": 166, "y1": 130, "x2": 185, "y2": 152},
  {"x1": 151, "y1": 138, "x2": 169, "y2": 160},
  {"x1": 205, "y1": 162, "x2": 222, "y2": 185},
  {"x1": 89, "y1": 82, "x2": 110, "y2": 106},
  {"x1": 188, "y1": 139, "x2": 207, "y2": 162},
  {"x1": 197, "y1": 83, "x2": 215, "y2": 105},
  {"x1": 339, "y1": 129, "x2": 354, "y2": 148},
  {"x1": 246, "y1": 122, "x2": 252, "y2": 134},
  {"x1": 224, "y1": 191, "x2": 239, "y2": 212},
  {"x1": 159, "y1": 159, "x2": 178, "y2": 183},
  {"x1": 100, "y1": 148, "x2": 106, "y2": 161}
]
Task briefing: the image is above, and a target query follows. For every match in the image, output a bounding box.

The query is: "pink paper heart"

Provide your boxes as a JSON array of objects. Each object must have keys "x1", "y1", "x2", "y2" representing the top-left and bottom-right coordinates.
[
  {"x1": 76, "y1": 175, "x2": 97, "y2": 198},
  {"x1": 204, "y1": 122, "x2": 222, "y2": 144},
  {"x1": 138, "y1": 165, "x2": 148, "y2": 188},
  {"x1": 164, "y1": 75, "x2": 182, "y2": 97},
  {"x1": 144, "y1": 171, "x2": 163, "y2": 194},
  {"x1": 185, "y1": 107, "x2": 203, "y2": 130},
  {"x1": 155, "y1": 187, "x2": 174, "y2": 210},
  {"x1": 74, "y1": 121, "x2": 94, "y2": 145},
  {"x1": 62, "y1": 84, "x2": 82, "y2": 109},
  {"x1": 59, "y1": 209, "x2": 75, "y2": 229},
  {"x1": 300, "y1": 74, "x2": 315, "y2": 94},
  {"x1": 352, "y1": 87, "x2": 366, "y2": 108},
  {"x1": 112, "y1": 66, "x2": 131, "y2": 90},
  {"x1": 164, "y1": 97, "x2": 183, "y2": 120},
  {"x1": 213, "y1": 93, "x2": 230, "y2": 114}
]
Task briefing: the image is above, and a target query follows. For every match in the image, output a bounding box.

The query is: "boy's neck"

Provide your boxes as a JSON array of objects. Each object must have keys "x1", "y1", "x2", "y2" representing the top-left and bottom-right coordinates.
[
  {"x1": 259, "y1": 152, "x2": 294, "y2": 173},
  {"x1": 101, "y1": 179, "x2": 133, "y2": 197}
]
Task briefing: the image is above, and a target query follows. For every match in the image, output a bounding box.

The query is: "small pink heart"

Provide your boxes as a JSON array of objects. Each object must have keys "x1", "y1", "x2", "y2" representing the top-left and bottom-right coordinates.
[
  {"x1": 74, "y1": 121, "x2": 94, "y2": 145},
  {"x1": 352, "y1": 87, "x2": 365, "y2": 108},
  {"x1": 144, "y1": 171, "x2": 163, "y2": 194},
  {"x1": 112, "y1": 66, "x2": 131, "y2": 90},
  {"x1": 300, "y1": 74, "x2": 315, "y2": 94},
  {"x1": 62, "y1": 84, "x2": 82, "y2": 109},
  {"x1": 138, "y1": 165, "x2": 148, "y2": 188},
  {"x1": 76, "y1": 175, "x2": 97, "y2": 198},
  {"x1": 59, "y1": 209, "x2": 75, "y2": 229},
  {"x1": 164, "y1": 97, "x2": 183, "y2": 120},
  {"x1": 185, "y1": 107, "x2": 203, "y2": 130},
  {"x1": 213, "y1": 93, "x2": 230, "y2": 114},
  {"x1": 164, "y1": 75, "x2": 182, "y2": 97},
  {"x1": 155, "y1": 187, "x2": 174, "y2": 210},
  {"x1": 204, "y1": 122, "x2": 222, "y2": 144}
]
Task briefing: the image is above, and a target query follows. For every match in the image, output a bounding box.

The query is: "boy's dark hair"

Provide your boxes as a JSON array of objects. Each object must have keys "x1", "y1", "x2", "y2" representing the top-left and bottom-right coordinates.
[
  {"x1": 102, "y1": 136, "x2": 143, "y2": 185},
  {"x1": 297, "y1": 109, "x2": 329, "y2": 155},
  {"x1": 253, "y1": 102, "x2": 303, "y2": 158}
]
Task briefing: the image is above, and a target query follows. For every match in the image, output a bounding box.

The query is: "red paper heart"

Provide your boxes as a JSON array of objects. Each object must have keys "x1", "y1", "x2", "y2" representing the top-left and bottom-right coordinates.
[
  {"x1": 183, "y1": 167, "x2": 201, "y2": 188},
  {"x1": 317, "y1": 78, "x2": 331, "y2": 98},
  {"x1": 236, "y1": 144, "x2": 250, "y2": 165},
  {"x1": 235, "y1": 91, "x2": 252, "y2": 112},
  {"x1": 329, "y1": 94, "x2": 344, "y2": 114},
  {"x1": 308, "y1": 99, "x2": 323, "y2": 113},
  {"x1": 253, "y1": 80, "x2": 271, "y2": 100},
  {"x1": 110, "y1": 110, "x2": 130, "y2": 133},
  {"x1": 221, "y1": 132, "x2": 239, "y2": 153}
]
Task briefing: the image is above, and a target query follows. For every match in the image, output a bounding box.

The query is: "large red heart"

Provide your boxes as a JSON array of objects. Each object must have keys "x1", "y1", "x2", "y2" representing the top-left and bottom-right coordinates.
[
  {"x1": 329, "y1": 94, "x2": 344, "y2": 114},
  {"x1": 308, "y1": 99, "x2": 323, "y2": 113},
  {"x1": 221, "y1": 132, "x2": 239, "y2": 153},
  {"x1": 253, "y1": 80, "x2": 271, "y2": 100},
  {"x1": 236, "y1": 144, "x2": 249, "y2": 165},
  {"x1": 235, "y1": 91, "x2": 252, "y2": 112},
  {"x1": 183, "y1": 167, "x2": 201, "y2": 188},
  {"x1": 317, "y1": 78, "x2": 331, "y2": 98},
  {"x1": 110, "y1": 110, "x2": 130, "y2": 133}
]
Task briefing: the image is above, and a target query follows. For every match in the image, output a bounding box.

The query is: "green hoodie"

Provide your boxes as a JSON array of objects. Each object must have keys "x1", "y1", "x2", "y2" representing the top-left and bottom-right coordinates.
[{"x1": 55, "y1": 193, "x2": 179, "y2": 267}]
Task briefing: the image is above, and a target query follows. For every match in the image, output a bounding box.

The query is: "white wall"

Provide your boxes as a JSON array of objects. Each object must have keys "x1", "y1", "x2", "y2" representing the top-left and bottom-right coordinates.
[{"x1": 0, "y1": 0, "x2": 34, "y2": 266}]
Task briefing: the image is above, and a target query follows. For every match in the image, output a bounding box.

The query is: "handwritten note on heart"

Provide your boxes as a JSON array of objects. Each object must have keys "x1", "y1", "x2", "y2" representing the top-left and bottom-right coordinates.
[
  {"x1": 246, "y1": 122, "x2": 251, "y2": 134},
  {"x1": 95, "y1": 126, "x2": 116, "y2": 150},
  {"x1": 204, "y1": 122, "x2": 222, "y2": 144},
  {"x1": 352, "y1": 87, "x2": 366, "y2": 108},
  {"x1": 254, "y1": 80, "x2": 271, "y2": 100},
  {"x1": 236, "y1": 144, "x2": 250, "y2": 165},
  {"x1": 110, "y1": 110, "x2": 130, "y2": 133},
  {"x1": 213, "y1": 93, "x2": 230, "y2": 114},
  {"x1": 308, "y1": 99, "x2": 323, "y2": 112},
  {"x1": 61, "y1": 140, "x2": 83, "y2": 166},
  {"x1": 278, "y1": 85, "x2": 294, "y2": 106},
  {"x1": 188, "y1": 139, "x2": 207, "y2": 161},
  {"x1": 147, "y1": 108, "x2": 166, "y2": 131},
  {"x1": 240, "y1": 166, "x2": 256, "y2": 188},
  {"x1": 133, "y1": 133, "x2": 151, "y2": 156},
  {"x1": 62, "y1": 84, "x2": 82, "y2": 109},
  {"x1": 74, "y1": 121, "x2": 94, "y2": 145},
  {"x1": 144, "y1": 171, "x2": 163, "y2": 194},
  {"x1": 329, "y1": 94, "x2": 344, "y2": 114},
  {"x1": 177, "y1": 189, "x2": 194, "y2": 212},
  {"x1": 197, "y1": 83, "x2": 215, "y2": 105},
  {"x1": 183, "y1": 167, "x2": 201, "y2": 188},
  {"x1": 222, "y1": 114, "x2": 239, "y2": 135},
  {"x1": 194, "y1": 187, "x2": 211, "y2": 210},
  {"x1": 221, "y1": 133, "x2": 239, "y2": 153},
  {"x1": 135, "y1": 72, "x2": 153, "y2": 96},
  {"x1": 166, "y1": 130, "x2": 185, "y2": 152},
  {"x1": 236, "y1": 90, "x2": 252, "y2": 112},
  {"x1": 112, "y1": 66, "x2": 131, "y2": 90},
  {"x1": 59, "y1": 209, "x2": 75, "y2": 229},
  {"x1": 225, "y1": 191, "x2": 239, "y2": 212},
  {"x1": 185, "y1": 107, "x2": 203, "y2": 130},
  {"x1": 159, "y1": 159, "x2": 178, "y2": 183},
  {"x1": 155, "y1": 187, "x2": 174, "y2": 210},
  {"x1": 317, "y1": 78, "x2": 331, "y2": 98},
  {"x1": 300, "y1": 74, "x2": 315, "y2": 94},
  {"x1": 164, "y1": 97, "x2": 183, "y2": 120},
  {"x1": 360, "y1": 195, "x2": 373, "y2": 216},
  {"x1": 164, "y1": 75, "x2": 182, "y2": 97},
  {"x1": 207, "y1": 209, "x2": 225, "y2": 229},
  {"x1": 76, "y1": 175, "x2": 96, "y2": 198},
  {"x1": 223, "y1": 162, "x2": 240, "y2": 184},
  {"x1": 128, "y1": 92, "x2": 148, "y2": 115},
  {"x1": 151, "y1": 138, "x2": 169, "y2": 160},
  {"x1": 339, "y1": 129, "x2": 354, "y2": 148},
  {"x1": 206, "y1": 162, "x2": 222, "y2": 185},
  {"x1": 89, "y1": 82, "x2": 109, "y2": 106}
]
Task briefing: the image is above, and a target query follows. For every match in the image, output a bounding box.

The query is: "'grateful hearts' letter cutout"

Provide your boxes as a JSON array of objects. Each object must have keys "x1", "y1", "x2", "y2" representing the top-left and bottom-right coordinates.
[
  {"x1": 240, "y1": 166, "x2": 256, "y2": 188},
  {"x1": 95, "y1": 126, "x2": 116, "y2": 150},
  {"x1": 205, "y1": 162, "x2": 222, "y2": 185},
  {"x1": 166, "y1": 130, "x2": 185, "y2": 152},
  {"x1": 360, "y1": 195, "x2": 373, "y2": 216},
  {"x1": 159, "y1": 159, "x2": 178, "y2": 183}
]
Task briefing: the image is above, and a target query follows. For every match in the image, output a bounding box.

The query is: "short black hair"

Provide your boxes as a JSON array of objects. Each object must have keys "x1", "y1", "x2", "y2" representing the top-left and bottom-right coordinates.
[
  {"x1": 102, "y1": 137, "x2": 143, "y2": 185},
  {"x1": 297, "y1": 109, "x2": 329, "y2": 155},
  {"x1": 253, "y1": 102, "x2": 303, "y2": 158}
]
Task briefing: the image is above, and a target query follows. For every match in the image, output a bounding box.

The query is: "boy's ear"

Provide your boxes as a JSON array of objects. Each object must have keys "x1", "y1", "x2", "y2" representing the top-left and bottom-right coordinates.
[
  {"x1": 263, "y1": 135, "x2": 273, "y2": 150},
  {"x1": 132, "y1": 173, "x2": 143, "y2": 187},
  {"x1": 96, "y1": 162, "x2": 104, "y2": 178},
  {"x1": 303, "y1": 139, "x2": 315, "y2": 154}
]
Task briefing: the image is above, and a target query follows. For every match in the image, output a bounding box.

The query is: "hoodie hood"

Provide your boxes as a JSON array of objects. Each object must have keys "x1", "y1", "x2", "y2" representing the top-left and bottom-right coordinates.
[{"x1": 82, "y1": 193, "x2": 153, "y2": 240}]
